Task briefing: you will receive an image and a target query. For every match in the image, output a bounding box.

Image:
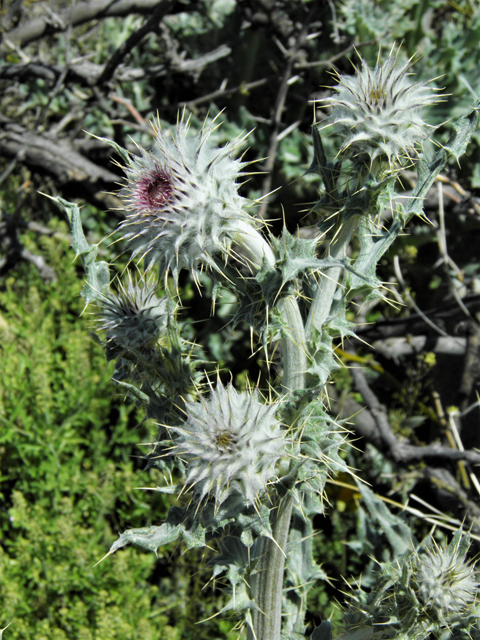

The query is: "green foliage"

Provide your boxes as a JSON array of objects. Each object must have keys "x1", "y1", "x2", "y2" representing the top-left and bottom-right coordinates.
[{"x1": 0, "y1": 222, "x2": 231, "y2": 639}]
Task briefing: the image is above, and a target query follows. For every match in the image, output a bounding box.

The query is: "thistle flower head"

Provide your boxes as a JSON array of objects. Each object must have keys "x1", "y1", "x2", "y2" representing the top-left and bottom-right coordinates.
[
  {"x1": 118, "y1": 114, "x2": 263, "y2": 284},
  {"x1": 171, "y1": 380, "x2": 288, "y2": 506},
  {"x1": 414, "y1": 534, "x2": 479, "y2": 618},
  {"x1": 342, "y1": 531, "x2": 479, "y2": 640},
  {"x1": 97, "y1": 273, "x2": 170, "y2": 351},
  {"x1": 320, "y1": 46, "x2": 439, "y2": 173}
]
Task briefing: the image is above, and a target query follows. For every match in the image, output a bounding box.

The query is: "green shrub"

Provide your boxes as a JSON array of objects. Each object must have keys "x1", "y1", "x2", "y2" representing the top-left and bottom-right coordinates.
[{"x1": 0, "y1": 220, "x2": 230, "y2": 639}]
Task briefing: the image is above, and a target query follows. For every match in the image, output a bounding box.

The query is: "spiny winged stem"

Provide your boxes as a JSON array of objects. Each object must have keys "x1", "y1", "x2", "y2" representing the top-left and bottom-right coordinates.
[
  {"x1": 305, "y1": 215, "x2": 358, "y2": 338},
  {"x1": 236, "y1": 203, "x2": 307, "y2": 640},
  {"x1": 251, "y1": 214, "x2": 357, "y2": 640},
  {"x1": 279, "y1": 295, "x2": 307, "y2": 394},
  {"x1": 248, "y1": 295, "x2": 307, "y2": 640},
  {"x1": 248, "y1": 496, "x2": 295, "y2": 640}
]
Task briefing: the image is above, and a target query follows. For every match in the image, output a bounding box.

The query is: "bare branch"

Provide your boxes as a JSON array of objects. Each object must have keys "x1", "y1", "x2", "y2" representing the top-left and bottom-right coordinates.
[
  {"x1": 372, "y1": 336, "x2": 467, "y2": 360},
  {"x1": 180, "y1": 76, "x2": 273, "y2": 109},
  {"x1": 258, "y1": 7, "x2": 316, "y2": 218},
  {"x1": 0, "y1": 212, "x2": 56, "y2": 282},
  {"x1": 96, "y1": 0, "x2": 174, "y2": 86},
  {"x1": 0, "y1": 45, "x2": 232, "y2": 87},
  {"x1": 3, "y1": 0, "x2": 180, "y2": 49},
  {"x1": 0, "y1": 115, "x2": 121, "y2": 209},
  {"x1": 355, "y1": 294, "x2": 480, "y2": 341},
  {"x1": 349, "y1": 366, "x2": 480, "y2": 465}
]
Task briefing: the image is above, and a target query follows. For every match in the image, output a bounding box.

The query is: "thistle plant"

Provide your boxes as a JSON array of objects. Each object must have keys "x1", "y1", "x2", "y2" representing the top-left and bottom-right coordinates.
[
  {"x1": 342, "y1": 528, "x2": 480, "y2": 640},
  {"x1": 116, "y1": 114, "x2": 275, "y2": 284},
  {"x1": 51, "y1": 47, "x2": 480, "y2": 640}
]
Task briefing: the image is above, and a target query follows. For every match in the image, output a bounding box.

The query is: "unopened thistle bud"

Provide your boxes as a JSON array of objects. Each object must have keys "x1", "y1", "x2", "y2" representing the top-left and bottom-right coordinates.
[
  {"x1": 342, "y1": 531, "x2": 479, "y2": 640},
  {"x1": 118, "y1": 114, "x2": 275, "y2": 284},
  {"x1": 97, "y1": 274, "x2": 170, "y2": 352},
  {"x1": 320, "y1": 46, "x2": 439, "y2": 174},
  {"x1": 171, "y1": 380, "x2": 288, "y2": 506}
]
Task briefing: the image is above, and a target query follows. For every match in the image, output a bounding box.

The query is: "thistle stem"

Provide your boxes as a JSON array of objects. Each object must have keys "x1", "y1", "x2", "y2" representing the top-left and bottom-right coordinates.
[
  {"x1": 278, "y1": 295, "x2": 307, "y2": 394},
  {"x1": 248, "y1": 295, "x2": 306, "y2": 640},
  {"x1": 305, "y1": 215, "x2": 358, "y2": 339},
  {"x1": 248, "y1": 495, "x2": 295, "y2": 640}
]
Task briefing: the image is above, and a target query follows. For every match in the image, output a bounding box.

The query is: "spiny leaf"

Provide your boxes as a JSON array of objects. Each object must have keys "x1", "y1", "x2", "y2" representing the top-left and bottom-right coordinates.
[
  {"x1": 310, "y1": 620, "x2": 332, "y2": 640},
  {"x1": 356, "y1": 483, "x2": 413, "y2": 556},
  {"x1": 44, "y1": 195, "x2": 110, "y2": 304},
  {"x1": 105, "y1": 505, "x2": 206, "y2": 557}
]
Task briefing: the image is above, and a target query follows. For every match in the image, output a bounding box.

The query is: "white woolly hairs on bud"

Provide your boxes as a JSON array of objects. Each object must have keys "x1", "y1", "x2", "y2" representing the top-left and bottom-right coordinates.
[
  {"x1": 319, "y1": 45, "x2": 441, "y2": 174},
  {"x1": 117, "y1": 113, "x2": 275, "y2": 285}
]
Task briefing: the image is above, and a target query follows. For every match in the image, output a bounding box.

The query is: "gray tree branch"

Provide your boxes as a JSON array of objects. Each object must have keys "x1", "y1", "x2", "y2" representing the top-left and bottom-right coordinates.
[
  {"x1": 2, "y1": 0, "x2": 181, "y2": 48},
  {"x1": 0, "y1": 114, "x2": 121, "y2": 209}
]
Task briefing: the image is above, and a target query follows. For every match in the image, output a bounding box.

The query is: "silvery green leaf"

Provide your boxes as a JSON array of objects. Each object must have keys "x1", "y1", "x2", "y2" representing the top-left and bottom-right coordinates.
[
  {"x1": 356, "y1": 483, "x2": 413, "y2": 556},
  {"x1": 44, "y1": 195, "x2": 110, "y2": 304},
  {"x1": 310, "y1": 620, "x2": 333, "y2": 640},
  {"x1": 237, "y1": 503, "x2": 274, "y2": 546},
  {"x1": 107, "y1": 505, "x2": 206, "y2": 556},
  {"x1": 283, "y1": 513, "x2": 329, "y2": 638},
  {"x1": 199, "y1": 494, "x2": 273, "y2": 544},
  {"x1": 216, "y1": 581, "x2": 258, "y2": 614},
  {"x1": 110, "y1": 379, "x2": 150, "y2": 404}
]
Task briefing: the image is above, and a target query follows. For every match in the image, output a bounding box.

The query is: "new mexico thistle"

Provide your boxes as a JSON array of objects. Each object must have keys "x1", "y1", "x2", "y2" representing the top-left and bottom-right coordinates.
[
  {"x1": 342, "y1": 531, "x2": 480, "y2": 640},
  {"x1": 320, "y1": 45, "x2": 439, "y2": 174},
  {"x1": 171, "y1": 380, "x2": 288, "y2": 506},
  {"x1": 118, "y1": 114, "x2": 275, "y2": 284}
]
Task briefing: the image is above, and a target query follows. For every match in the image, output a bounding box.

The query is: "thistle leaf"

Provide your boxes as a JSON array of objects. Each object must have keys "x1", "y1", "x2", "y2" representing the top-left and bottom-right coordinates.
[
  {"x1": 107, "y1": 505, "x2": 206, "y2": 556},
  {"x1": 356, "y1": 483, "x2": 412, "y2": 556},
  {"x1": 45, "y1": 195, "x2": 110, "y2": 304}
]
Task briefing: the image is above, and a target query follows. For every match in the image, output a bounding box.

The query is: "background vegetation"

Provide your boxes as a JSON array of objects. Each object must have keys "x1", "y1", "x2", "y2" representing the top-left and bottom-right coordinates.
[{"x1": 1, "y1": 0, "x2": 480, "y2": 638}]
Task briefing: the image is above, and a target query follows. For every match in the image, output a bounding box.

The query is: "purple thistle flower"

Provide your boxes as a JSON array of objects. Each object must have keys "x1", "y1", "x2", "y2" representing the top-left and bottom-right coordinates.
[{"x1": 117, "y1": 115, "x2": 274, "y2": 284}]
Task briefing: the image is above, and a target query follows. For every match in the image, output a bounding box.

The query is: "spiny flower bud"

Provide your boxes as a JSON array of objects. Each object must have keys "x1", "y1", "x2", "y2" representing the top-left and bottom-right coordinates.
[
  {"x1": 341, "y1": 531, "x2": 479, "y2": 640},
  {"x1": 97, "y1": 273, "x2": 171, "y2": 352},
  {"x1": 414, "y1": 534, "x2": 478, "y2": 619},
  {"x1": 319, "y1": 46, "x2": 439, "y2": 174},
  {"x1": 171, "y1": 380, "x2": 288, "y2": 506},
  {"x1": 118, "y1": 114, "x2": 274, "y2": 284}
]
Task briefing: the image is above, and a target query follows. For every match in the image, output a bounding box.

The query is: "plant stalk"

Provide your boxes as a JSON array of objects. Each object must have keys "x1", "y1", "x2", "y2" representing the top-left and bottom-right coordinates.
[
  {"x1": 305, "y1": 215, "x2": 358, "y2": 339},
  {"x1": 248, "y1": 294, "x2": 306, "y2": 640},
  {"x1": 248, "y1": 495, "x2": 295, "y2": 640},
  {"x1": 277, "y1": 294, "x2": 307, "y2": 394}
]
